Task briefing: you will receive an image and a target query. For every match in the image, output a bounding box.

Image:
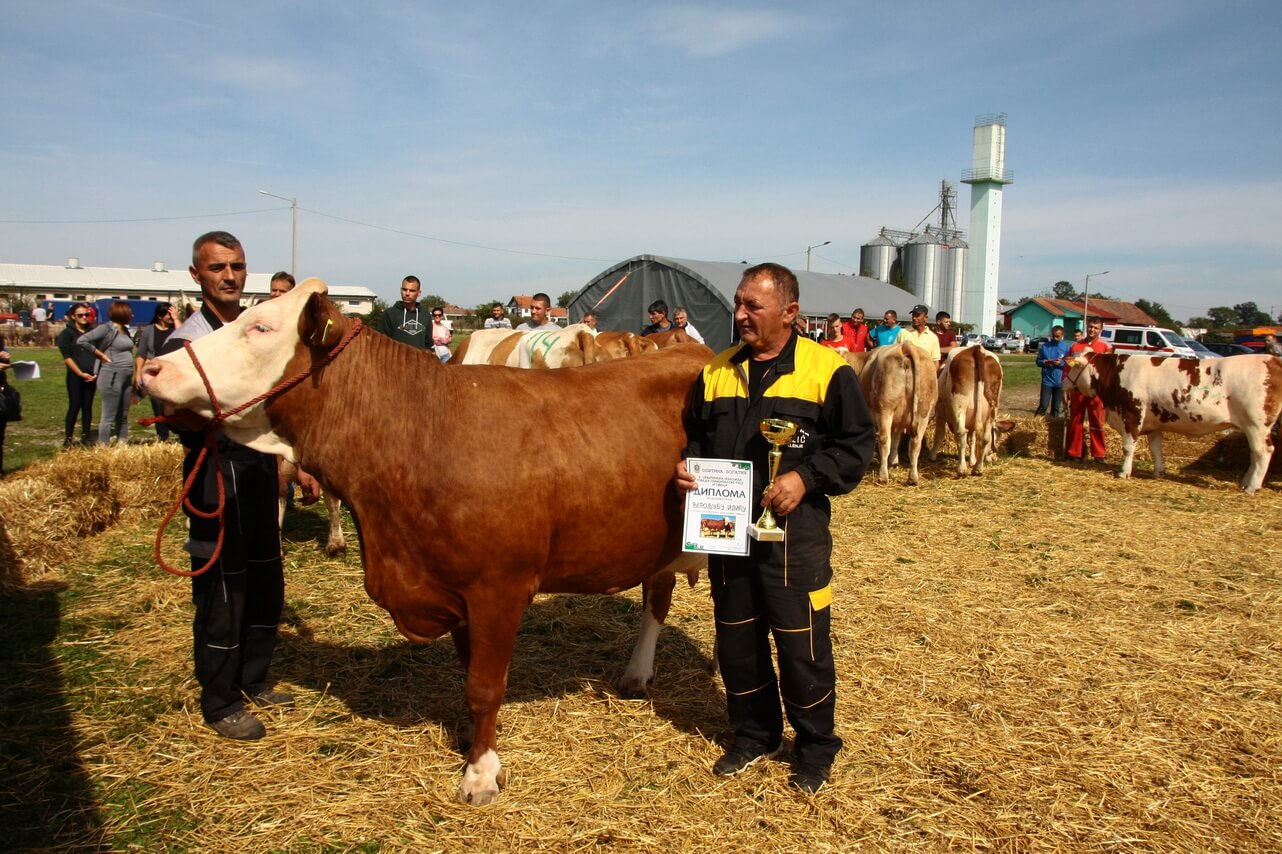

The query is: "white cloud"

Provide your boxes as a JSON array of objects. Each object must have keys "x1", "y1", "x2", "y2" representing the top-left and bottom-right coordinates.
[{"x1": 644, "y1": 7, "x2": 809, "y2": 56}]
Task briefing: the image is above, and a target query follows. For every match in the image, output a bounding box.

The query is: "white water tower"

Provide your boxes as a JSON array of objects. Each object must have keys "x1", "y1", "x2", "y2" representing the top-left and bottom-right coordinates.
[{"x1": 960, "y1": 113, "x2": 1013, "y2": 334}]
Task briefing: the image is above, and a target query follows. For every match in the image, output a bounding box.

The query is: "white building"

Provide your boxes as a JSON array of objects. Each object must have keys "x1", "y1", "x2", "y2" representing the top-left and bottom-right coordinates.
[{"x1": 0, "y1": 257, "x2": 377, "y2": 316}]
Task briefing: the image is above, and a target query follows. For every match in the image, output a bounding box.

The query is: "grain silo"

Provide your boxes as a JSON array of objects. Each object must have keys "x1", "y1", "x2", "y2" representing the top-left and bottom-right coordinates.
[
  {"x1": 902, "y1": 227, "x2": 947, "y2": 309},
  {"x1": 859, "y1": 229, "x2": 899, "y2": 283},
  {"x1": 938, "y1": 234, "x2": 968, "y2": 320}
]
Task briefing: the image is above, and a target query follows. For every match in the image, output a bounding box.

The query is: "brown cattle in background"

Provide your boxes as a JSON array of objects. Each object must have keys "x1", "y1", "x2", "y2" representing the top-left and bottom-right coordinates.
[
  {"x1": 929, "y1": 345, "x2": 1008, "y2": 476},
  {"x1": 855, "y1": 342, "x2": 938, "y2": 485}
]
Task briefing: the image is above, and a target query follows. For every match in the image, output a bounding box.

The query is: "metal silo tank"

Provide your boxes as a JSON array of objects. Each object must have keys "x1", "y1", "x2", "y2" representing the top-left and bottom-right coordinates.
[
  {"x1": 860, "y1": 230, "x2": 898, "y2": 283},
  {"x1": 939, "y1": 235, "x2": 968, "y2": 321},
  {"x1": 902, "y1": 228, "x2": 945, "y2": 308}
]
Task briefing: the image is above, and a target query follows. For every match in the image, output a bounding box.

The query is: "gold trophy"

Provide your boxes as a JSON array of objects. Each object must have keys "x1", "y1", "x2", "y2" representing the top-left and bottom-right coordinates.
[{"x1": 748, "y1": 418, "x2": 798, "y2": 542}]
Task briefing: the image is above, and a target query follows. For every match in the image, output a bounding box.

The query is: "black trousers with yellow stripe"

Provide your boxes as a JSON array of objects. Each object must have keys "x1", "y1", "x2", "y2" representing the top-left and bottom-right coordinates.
[{"x1": 709, "y1": 499, "x2": 842, "y2": 768}]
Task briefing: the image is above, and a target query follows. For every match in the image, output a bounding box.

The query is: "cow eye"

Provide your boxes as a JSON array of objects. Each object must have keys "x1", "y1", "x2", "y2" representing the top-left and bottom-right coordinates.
[{"x1": 253, "y1": 322, "x2": 272, "y2": 333}]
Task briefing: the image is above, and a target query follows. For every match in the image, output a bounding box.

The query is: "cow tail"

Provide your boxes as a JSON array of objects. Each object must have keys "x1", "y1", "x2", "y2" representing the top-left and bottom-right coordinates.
[
  {"x1": 905, "y1": 344, "x2": 918, "y2": 433},
  {"x1": 972, "y1": 346, "x2": 987, "y2": 436}
]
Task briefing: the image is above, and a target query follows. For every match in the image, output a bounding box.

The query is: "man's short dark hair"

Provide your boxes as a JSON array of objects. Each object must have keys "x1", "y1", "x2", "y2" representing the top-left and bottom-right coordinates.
[
  {"x1": 271, "y1": 271, "x2": 295, "y2": 287},
  {"x1": 403, "y1": 275, "x2": 421, "y2": 286},
  {"x1": 1052, "y1": 325, "x2": 1064, "y2": 334},
  {"x1": 192, "y1": 231, "x2": 241, "y2": 265},
  {"x1": 884, "y1": 309, "x2": 898, "y2": 320},
  {"x1": 741, "y1": 263, "x2": 799, "y2": 306},
  {"x1": 152, "y1": 302, "x2": 173, "y2": 323},
  {"x1": 647, "y1": 299, "x2": 669, "y2": 317},
  {"x1": 936, "y1": 310, "x2": 951, "y2": 321},
  {"x1": 531, "y1": 292, "x2": 551, "y2": 308}
]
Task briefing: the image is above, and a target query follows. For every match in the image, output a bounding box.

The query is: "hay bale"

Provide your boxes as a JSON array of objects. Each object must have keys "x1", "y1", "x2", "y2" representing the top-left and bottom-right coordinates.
[{"x1": 0, "y1": 443, "x2": 183, "y2": 588}]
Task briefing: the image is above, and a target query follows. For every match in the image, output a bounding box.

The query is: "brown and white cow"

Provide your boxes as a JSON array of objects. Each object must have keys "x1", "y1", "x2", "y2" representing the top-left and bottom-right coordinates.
[
  {"x1": 929, "y1": 345, "x2": 1007, "y2": 476},
  {"x1": 1066, "y1": 352, "x2": 1282, "y2": 493},
  {"x1": 453, "y1": 323, "x2": 601, "y2": 368},
  {"x1": 142, "y1": 280, "x2": 709, "y2": 805},
  {"x1": 850, "y1": 342, "x2": 938, "y2": 484}
]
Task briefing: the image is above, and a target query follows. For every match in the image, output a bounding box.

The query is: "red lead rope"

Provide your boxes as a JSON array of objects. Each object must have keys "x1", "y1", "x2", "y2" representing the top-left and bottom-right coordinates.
[{"x1": 148, "y1": 318, "x2": 363, "y2": 577}]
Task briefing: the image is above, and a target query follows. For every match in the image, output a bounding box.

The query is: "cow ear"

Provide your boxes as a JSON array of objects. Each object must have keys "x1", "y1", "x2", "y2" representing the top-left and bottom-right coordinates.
[{"x1": 299, "y1": 292, "x2": 346, "y2": 349}]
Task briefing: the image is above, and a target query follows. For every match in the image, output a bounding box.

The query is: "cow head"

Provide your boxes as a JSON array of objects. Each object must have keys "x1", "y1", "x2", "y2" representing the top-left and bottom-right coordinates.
[
  {"x1": 142, "y1": 278, "x2": 345, "y2": 456},
  {"x1": 1065, "y1": 350, "x2": 1100, "y2": 396}
]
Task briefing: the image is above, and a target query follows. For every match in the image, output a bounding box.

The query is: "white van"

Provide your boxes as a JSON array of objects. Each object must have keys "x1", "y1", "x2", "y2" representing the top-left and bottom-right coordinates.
[{"x1": 1099, "y1": 325, "x2": 1197, "y2": 359}]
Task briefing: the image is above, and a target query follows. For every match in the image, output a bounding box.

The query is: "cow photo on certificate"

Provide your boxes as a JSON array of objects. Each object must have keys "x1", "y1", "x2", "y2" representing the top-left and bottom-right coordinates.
[{"x1": 681, "y1": 458, "x2": 753, "y2": 556}]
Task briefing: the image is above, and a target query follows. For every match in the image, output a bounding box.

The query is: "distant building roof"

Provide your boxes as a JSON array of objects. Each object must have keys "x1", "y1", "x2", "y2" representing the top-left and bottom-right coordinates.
[
  {"x1": 0, "y1": 260, "x2": 377, "y2": 314},
  {"x1": 1004, "y1": 297, "x2": 1156, "y2": 325}
]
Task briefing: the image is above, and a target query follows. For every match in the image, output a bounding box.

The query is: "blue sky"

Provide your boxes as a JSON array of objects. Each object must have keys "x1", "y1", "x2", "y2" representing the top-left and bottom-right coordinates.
[{"x1": 3, "y1": 0, "x2": 1279, "y2": 322}]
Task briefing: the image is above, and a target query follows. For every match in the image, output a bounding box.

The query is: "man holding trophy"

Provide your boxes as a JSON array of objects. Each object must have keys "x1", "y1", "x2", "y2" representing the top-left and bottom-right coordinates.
[{"x1": 675, "y1": 262, "x2": 874, "y2": 793}]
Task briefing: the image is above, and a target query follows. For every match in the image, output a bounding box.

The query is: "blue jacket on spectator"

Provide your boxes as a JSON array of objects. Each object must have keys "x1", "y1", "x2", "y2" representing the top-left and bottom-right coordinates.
[{"x1": 1036, "y1": 339, "x2": 1072, "y2": 386}]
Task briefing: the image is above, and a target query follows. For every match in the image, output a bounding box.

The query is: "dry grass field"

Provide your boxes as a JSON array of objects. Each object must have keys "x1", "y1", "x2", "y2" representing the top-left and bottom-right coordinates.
[{"x1": 2, "y1": 421, "x2": 1280, "y2": 852}]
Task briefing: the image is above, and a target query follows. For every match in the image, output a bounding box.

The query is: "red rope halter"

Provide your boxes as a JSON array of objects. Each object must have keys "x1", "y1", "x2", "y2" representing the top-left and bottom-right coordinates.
[{"x1": 149, "y1": 318, "x2": 363, "y2": 577}]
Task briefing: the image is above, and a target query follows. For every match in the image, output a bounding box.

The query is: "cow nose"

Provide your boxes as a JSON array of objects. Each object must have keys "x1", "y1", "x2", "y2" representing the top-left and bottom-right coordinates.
[{"x1": 140, "y1": 361, "x2": 163, "y2": 389}]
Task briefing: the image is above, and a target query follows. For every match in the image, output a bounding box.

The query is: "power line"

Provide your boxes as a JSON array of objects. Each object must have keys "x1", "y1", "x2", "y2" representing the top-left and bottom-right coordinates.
[{"x1": 0, "y1": 206, "x2": 285, "y2": 224}]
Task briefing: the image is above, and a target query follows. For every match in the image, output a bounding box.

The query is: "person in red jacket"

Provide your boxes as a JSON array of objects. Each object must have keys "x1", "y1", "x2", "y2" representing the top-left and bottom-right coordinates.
[
  {"x1": 1066, "y1": 317, "x2": 1111, "y2": 461},
  {"x1": 841, "y1": 308, "x2": 870, "y2": 353}
]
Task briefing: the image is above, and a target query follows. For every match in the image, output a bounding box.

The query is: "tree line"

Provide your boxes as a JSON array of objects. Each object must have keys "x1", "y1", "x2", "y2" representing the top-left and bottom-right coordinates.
[{"x1": 1035, "y1": 281, "x2": 1278, "y2": 336}]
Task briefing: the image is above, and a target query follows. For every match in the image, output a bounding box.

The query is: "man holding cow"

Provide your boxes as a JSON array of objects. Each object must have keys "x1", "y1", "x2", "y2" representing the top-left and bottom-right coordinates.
[
  {"x1": 161, "y1": 231, "x2": 295, "y2": 740},
  {"x1": 675, "y1": 262, "x2": 875, "y2": 794},
  {"x1": 1066, "y1": 317, "x2": 1111, "y2": 461}
]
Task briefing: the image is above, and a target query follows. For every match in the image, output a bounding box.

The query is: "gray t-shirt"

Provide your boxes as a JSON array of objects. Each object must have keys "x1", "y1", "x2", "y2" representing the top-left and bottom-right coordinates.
[{"x1": 77, "y1": 323, "x2": 135, "y2": 371}]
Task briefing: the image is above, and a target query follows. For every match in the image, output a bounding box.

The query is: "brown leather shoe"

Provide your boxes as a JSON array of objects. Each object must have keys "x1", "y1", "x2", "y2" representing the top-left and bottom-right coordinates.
[{"x1": 208, "y1": 710, "x2": 265, "y2": 740}]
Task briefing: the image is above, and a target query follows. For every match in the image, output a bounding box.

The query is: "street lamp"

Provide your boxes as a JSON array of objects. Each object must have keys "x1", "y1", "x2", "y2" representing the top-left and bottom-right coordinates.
[
  {"x1": 258, "y1": 190, "x2": 298, "y2": 278},
  {"x1": 806, "y1": 240, "x2": 831, "y2": 272},
  {"x1": 1082, "y1": 270, "x2": 1110, "y2": 332}
]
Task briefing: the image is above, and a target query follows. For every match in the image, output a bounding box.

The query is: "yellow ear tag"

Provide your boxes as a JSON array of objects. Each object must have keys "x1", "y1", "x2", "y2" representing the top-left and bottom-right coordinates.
[{"x1": 313, "y1": 318, "x2": 333, "y2": 345}]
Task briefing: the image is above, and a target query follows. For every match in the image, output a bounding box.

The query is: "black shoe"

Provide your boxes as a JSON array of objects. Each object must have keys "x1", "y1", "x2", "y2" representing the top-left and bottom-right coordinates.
[
  {"x1": 712, "y1": 742, "x2": 782, "y2": 777},
  {"x1": 208, "y1": 709, "x2": 265, "y2": 740},
  {"x1": 249, "y1": 689, "x2": 295, "y2": 709},
  {"x1": 791, "y1": 762, "x2": 831, "y2": 793}
]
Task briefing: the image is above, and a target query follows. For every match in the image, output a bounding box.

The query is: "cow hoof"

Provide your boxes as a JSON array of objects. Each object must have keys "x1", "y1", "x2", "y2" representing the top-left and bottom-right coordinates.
[
  {"x1": 457, "y1": 750, "x2": 503, "y2": 805},
  {"x1": 615, "y1": 674, "x2": 652, "y2": 700},
  {"x1": 324, "y1": 541, "x2": 347, "y2": 556}
]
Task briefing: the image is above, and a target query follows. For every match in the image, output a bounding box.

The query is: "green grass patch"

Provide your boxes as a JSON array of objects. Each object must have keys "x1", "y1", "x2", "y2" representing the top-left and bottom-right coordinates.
[{"x1": 3, "y1": 346, "x2": 162, "y2": 475}]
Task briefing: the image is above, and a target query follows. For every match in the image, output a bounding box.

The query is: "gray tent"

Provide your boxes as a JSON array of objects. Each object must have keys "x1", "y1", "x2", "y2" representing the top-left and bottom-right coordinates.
[{"x1": 567, "y1": 255, "x2": 921, "y2": 352}]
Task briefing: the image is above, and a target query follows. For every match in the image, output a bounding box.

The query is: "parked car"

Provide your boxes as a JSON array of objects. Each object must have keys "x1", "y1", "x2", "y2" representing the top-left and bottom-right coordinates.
[
  {"x1": 1184, "y1": 339, "x2": 1222, "y2": 360},
  {"x1": 1203, "y1": 342, "x2": 1253, "y2": 356},
  {"x1": 1024, "y1": 336, "x2": 1049, "y2": 354},
  {"x1": 994, "y1": 331, "x2": 1024, "y2": 353},
  {"x1": 980, "y1": 335, "x2": 1000, "y2": 351}
]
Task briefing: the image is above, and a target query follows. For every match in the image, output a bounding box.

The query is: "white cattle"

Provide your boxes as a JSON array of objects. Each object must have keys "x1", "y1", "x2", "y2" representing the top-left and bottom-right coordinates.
[{"x1": 453, "y1": 323, "x2": 601, "y2": 368}]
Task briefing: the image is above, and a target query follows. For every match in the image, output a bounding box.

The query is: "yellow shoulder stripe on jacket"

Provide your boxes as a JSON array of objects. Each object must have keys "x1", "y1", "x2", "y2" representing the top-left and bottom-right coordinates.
[{"x1": 701, "y1": 338, "x2": 846, "y2": 405}]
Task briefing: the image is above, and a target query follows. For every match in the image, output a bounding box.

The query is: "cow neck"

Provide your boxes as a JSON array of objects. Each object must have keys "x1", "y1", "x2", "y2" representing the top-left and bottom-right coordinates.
[{"x1": 151, "y1": 318, "x2": 364, "y2": 579}]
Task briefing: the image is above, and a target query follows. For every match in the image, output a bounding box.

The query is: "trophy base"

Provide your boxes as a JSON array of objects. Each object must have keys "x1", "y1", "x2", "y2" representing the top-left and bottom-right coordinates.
[{"x1": 748, "y1": 523, "x2": 785, "y2": 542}]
